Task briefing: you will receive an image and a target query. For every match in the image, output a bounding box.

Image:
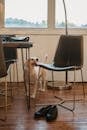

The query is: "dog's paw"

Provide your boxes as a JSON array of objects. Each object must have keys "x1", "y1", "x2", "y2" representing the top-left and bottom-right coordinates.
[
  {"x1": 38, "y1": 88, "x2": 45, "y2": 92},
  {"x1": 30, "y1": 94, "x2": 36, "y2": 99},
  {"x1": 41, "y1": 88, "x2": 46, "y2": 92}
]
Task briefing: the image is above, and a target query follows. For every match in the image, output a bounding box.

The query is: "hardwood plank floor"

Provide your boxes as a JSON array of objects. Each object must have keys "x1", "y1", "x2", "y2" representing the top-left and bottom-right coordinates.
[{"x1": 0, "y1": 82, "x2": 87, "y2": 130}]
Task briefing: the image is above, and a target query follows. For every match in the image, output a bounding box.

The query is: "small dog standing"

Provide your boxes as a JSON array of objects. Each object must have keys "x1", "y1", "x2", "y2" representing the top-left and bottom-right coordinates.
[{"x1": 24, "y1": 56, "x2": 47, "y2": 98}]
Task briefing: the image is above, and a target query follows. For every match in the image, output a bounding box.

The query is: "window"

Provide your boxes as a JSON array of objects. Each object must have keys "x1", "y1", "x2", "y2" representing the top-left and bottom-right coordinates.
[
  {"x1": 5, "y1": 0, "x2": 47, "y2": 28},
  {"x1": 55, "y1": 0, "x2": 87, "y2": 28},
  {"x1": 1, "y1": 0, "x2": 87, "y2": 29}
]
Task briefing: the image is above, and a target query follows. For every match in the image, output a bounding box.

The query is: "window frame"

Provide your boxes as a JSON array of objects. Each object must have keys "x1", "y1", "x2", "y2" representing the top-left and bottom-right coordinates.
[{"x1": 0, "y1": 0, "x2": 87, "y2": 35}]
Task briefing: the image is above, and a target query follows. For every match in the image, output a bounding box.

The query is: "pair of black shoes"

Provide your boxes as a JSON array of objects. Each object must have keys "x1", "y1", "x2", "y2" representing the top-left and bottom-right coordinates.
[{"x1": 34, "y1": 105, "x2": 58, "y2": 121}]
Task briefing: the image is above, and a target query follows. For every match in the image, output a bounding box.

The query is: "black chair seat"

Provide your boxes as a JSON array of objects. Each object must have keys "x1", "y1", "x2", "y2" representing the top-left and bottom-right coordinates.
[
  {"x1": 37, "y1": 62, "x2": 75, "y2": 71},
  {"x1": 7, "y1": 36, "x2": 29, "y2": 42}
]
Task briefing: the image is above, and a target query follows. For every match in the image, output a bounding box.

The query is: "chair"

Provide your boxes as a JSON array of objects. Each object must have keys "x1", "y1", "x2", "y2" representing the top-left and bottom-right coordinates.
[
  {"x1": 37, "y1": 35, "x2": 85, "y2": 112},
  {"x1": 2, "y1": 35, "x2": 31, "y2": 110},
  {"x1": 2, "y1": 35, "x2": 29, "y2": 83},
  {"x1": 0, "y1": 37, "x2": 12, "y2": 121},
  {"x1": 0, "y1": 35, "x2": 18, "y2": 84}
]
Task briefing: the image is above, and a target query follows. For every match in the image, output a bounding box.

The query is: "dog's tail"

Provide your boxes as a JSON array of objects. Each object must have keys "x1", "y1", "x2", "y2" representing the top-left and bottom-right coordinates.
[{"x1": 44, "y1": 54, "x2": 48, "y2": 63}]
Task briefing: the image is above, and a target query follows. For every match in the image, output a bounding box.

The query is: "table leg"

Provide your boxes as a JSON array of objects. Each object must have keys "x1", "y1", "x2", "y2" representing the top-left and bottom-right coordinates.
[{"x1": 21, "y1": 48, "x2": 30, "y2": 110}]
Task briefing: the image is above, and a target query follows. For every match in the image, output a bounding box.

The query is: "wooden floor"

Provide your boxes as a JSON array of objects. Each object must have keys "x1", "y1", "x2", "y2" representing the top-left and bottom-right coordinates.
[{"x1": 0, "y1": 82, "x2": 87, "y2": 130}]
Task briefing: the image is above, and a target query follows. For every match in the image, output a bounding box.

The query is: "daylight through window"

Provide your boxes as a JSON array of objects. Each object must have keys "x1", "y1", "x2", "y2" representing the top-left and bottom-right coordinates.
[
  {"x1": 55, "y1": 0, "x2": 87, "y2": 28},
  {"x1": 5, "y1": 0, "x2": 47, "y2": 28}
]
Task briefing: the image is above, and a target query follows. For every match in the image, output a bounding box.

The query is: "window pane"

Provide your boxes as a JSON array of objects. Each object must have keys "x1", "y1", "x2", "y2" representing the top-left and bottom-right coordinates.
[
  {"x1": 55, "y1": 0, "x2": 87, "y2": 28},
  {"x1": 5, "y1": 0, "x2": 47, "y2": 28}
]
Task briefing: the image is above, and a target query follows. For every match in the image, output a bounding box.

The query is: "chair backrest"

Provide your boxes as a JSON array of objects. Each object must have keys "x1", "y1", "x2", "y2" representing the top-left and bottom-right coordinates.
[
  {"x1": 0, "y1": 35, "x2": 17, "y2": 61},
  {"x1": 0, "y1": 34, "x2": 16, "y2": 42},
  {"x1": 53, "y1": 35, "x2": 83, "y2": 67},
  {"x1": 0, "y1": 37, "x2": 7, "y2": 77},
  {"x1": 2, "y1": 35, "x2": 29, "y2": 61},
  {"x1": 4, "y1": 47, "x2": 17, "y2": 61}
]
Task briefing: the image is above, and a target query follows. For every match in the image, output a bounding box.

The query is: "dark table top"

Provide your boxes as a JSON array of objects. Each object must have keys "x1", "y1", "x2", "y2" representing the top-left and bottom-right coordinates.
[{"x1": 3, "y1": 41, "x2": 33, "y2": 48}]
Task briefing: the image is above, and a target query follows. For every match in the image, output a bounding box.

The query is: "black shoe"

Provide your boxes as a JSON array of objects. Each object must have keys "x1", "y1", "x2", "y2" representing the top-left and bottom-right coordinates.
[
  {"x1": 34, "y1": 105, "x2": 52, "y2": 119},
  {"x1": 45, "y1": 105, "x2": 58, "y2": 122}
]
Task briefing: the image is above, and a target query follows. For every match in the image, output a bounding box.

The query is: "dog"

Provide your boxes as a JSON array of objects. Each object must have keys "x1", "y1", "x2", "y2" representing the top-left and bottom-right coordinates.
[{"x1": 24, "y1": 56, "x2": 47, "y2": 98}]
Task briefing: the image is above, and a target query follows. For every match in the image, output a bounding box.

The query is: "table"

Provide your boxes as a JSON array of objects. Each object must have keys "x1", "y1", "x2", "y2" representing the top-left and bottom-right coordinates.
[{"x1": 3, "y1": 41, "x2": 33, "y2": 110}]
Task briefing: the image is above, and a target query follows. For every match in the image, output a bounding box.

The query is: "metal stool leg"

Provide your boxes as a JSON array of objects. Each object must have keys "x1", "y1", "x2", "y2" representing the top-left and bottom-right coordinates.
[
  {"x1": 81, "y1": 68, "x2": 85, "y2": 98},
  {"x1": 21, "y1": 49, "x2": 30, "y2": 111},
  {"x1": 0, "y1": 77, "x2": 7, "y2": 121}
]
